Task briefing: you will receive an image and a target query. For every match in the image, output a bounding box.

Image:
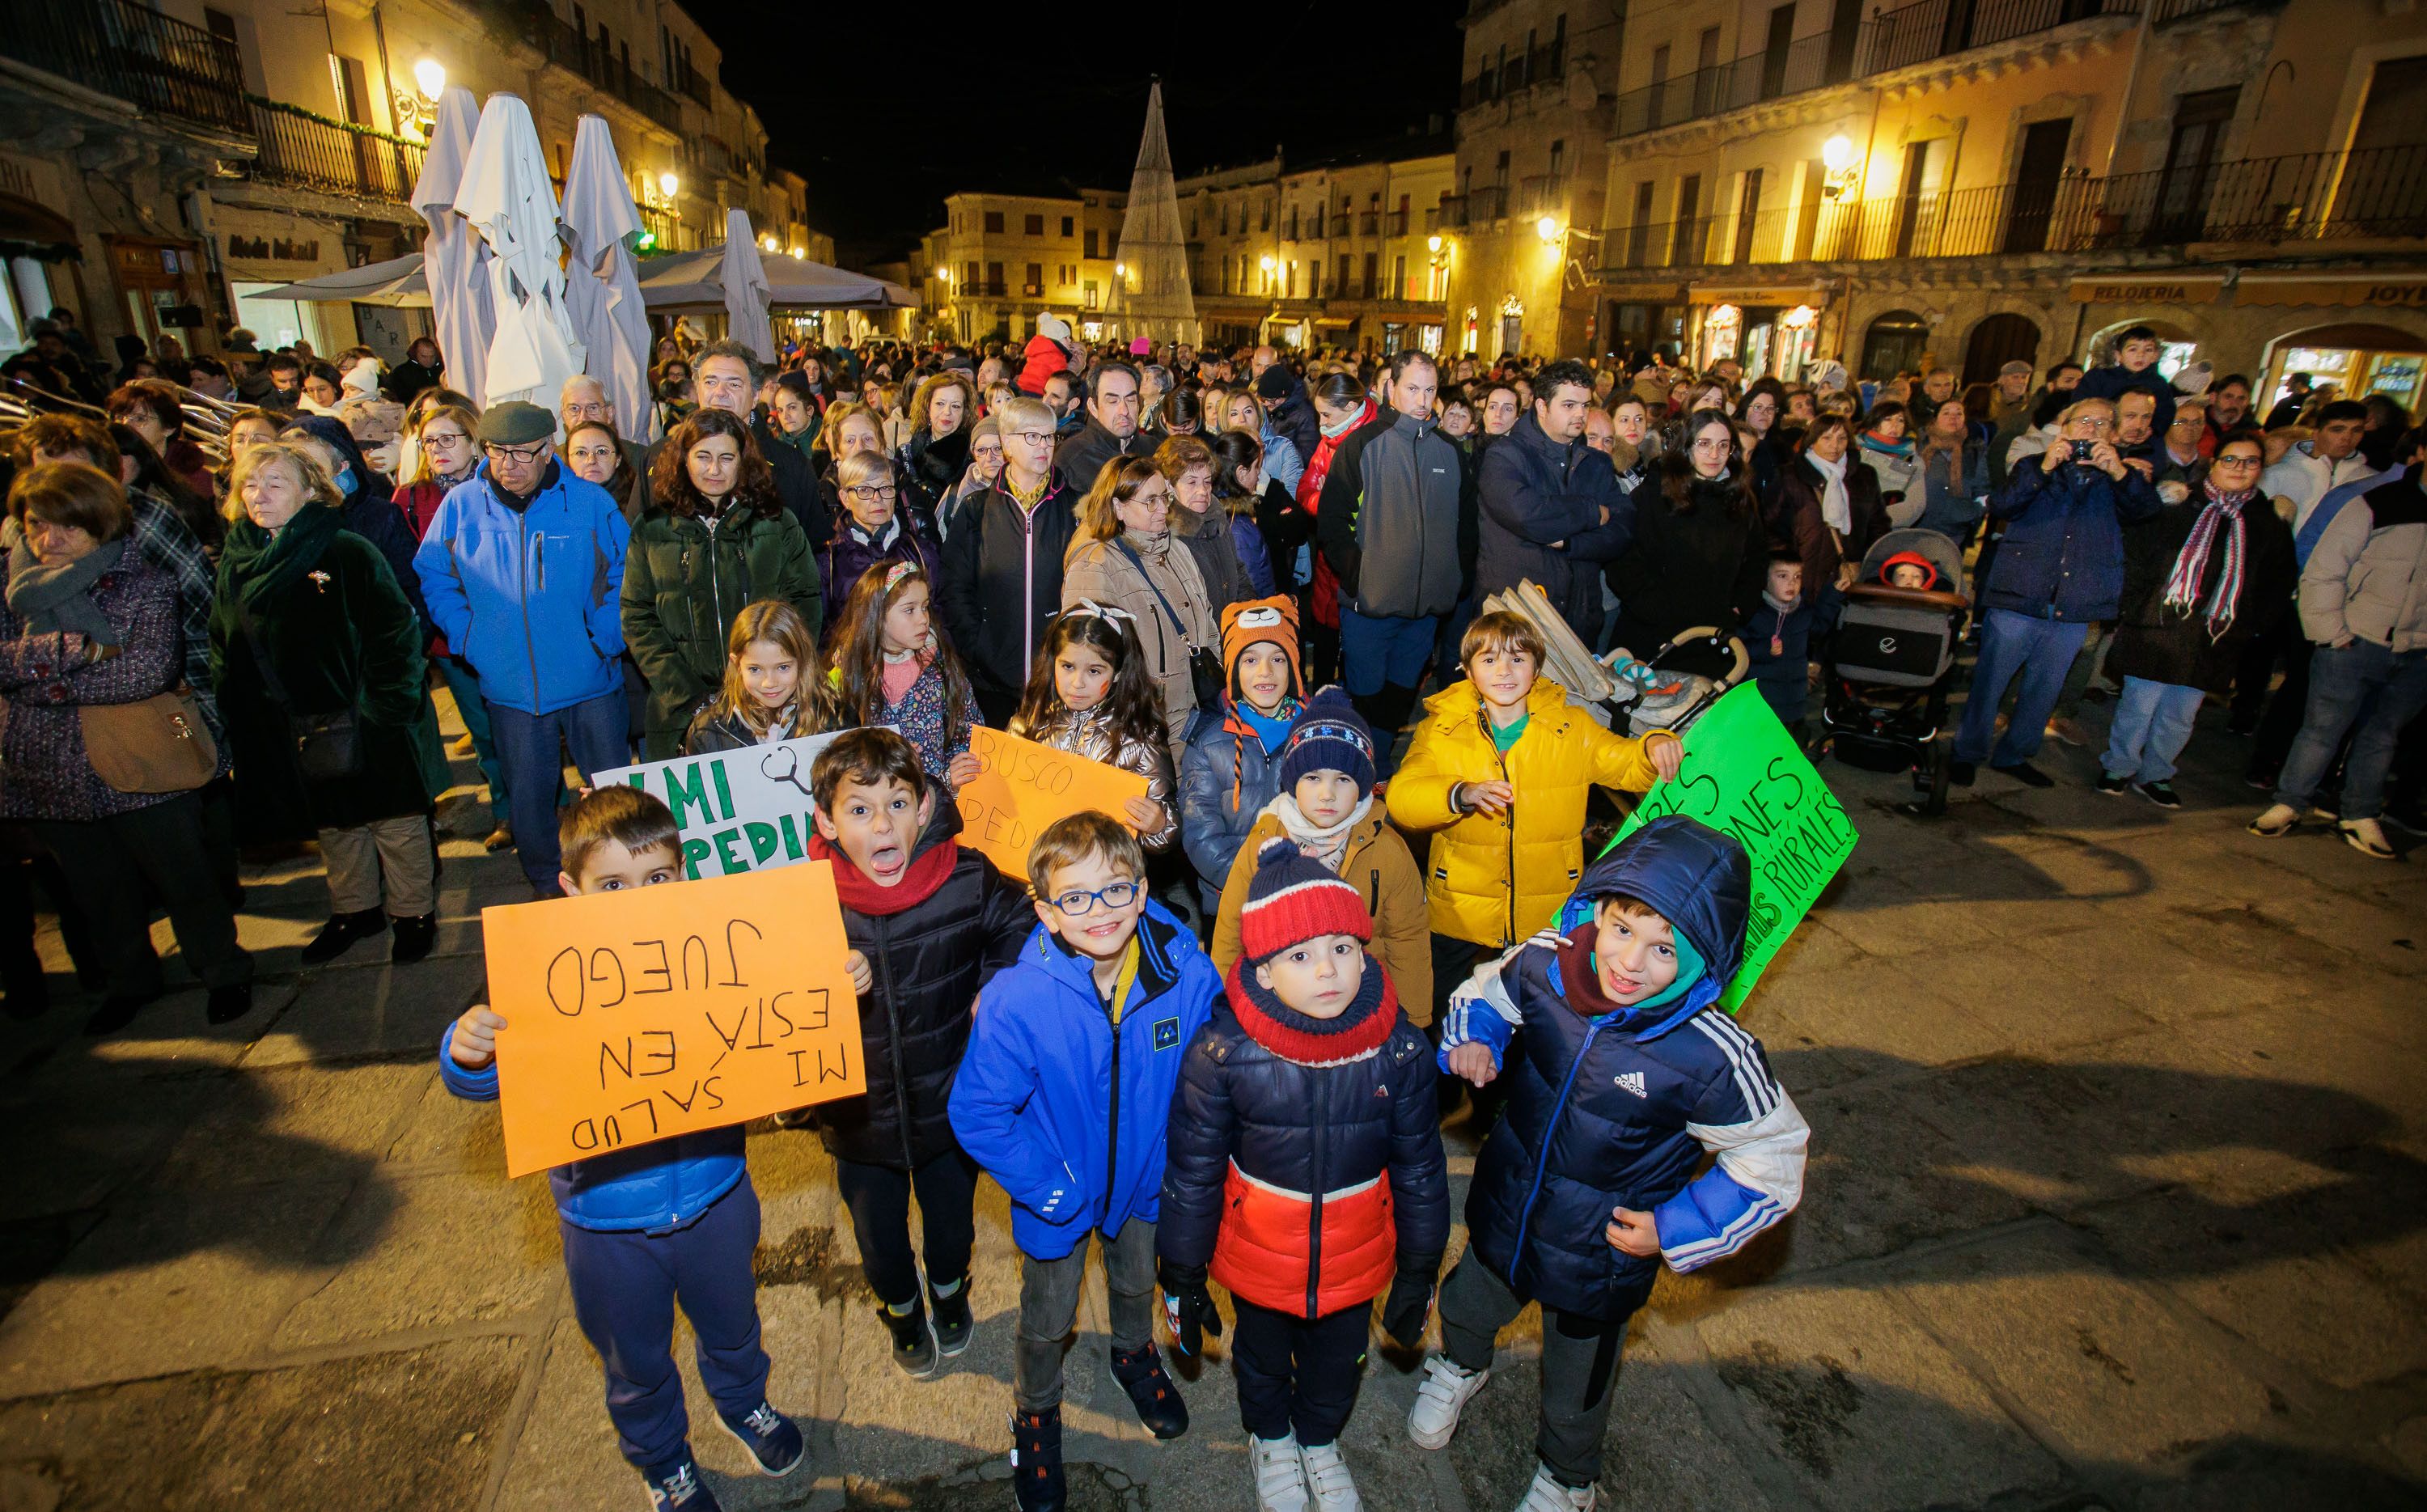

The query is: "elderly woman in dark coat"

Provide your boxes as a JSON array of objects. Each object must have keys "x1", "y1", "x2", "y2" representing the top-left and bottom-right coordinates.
[
  {"x1": 214, "y1": 442, "x2": 448, "y2": 964},
  {"x1": 2, "y1": 463, "x2": 254, "y2": 1033},
  {"x1": 2095, "y1": 433, "x2": 2294, "y2": 804}
]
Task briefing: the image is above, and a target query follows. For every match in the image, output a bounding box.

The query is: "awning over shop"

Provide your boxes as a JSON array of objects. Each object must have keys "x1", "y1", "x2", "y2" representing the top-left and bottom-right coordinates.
[
  {"x1": 253, "y1": 253, "x2": 431, "y2": 307},
  {"x1": 0, "y1": 194, "x2": 79, "y2": 261},
  {"x1": 2065, "y1": 273, "x2": 2227, "y2": 305},
  {"x1": 2232, "y1": 271, "x2": 2427, "y2": 309}
]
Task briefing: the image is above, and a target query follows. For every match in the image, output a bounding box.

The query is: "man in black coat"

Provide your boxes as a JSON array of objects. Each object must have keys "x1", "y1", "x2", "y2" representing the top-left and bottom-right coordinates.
[
  {"x1": 1476, "y1": 359, "x2": 1632, "y2": 646},
  {"x1": 1256, "y1": 361, "x2": 1320, "y2": 468},
  {"x1": 1053, "y1": 361, "x2": 1143, "y2": 494}
]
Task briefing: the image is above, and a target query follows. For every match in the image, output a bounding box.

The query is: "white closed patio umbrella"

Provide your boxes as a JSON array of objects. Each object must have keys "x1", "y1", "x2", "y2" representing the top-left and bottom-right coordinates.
[
  {"x1": 455, "y1": 93, "x2": 585, "y2": 412},
  {"x1": 719, "y1": 208, "x2": 775, "y2": 366},
  {"x1": 411, "y1": 87, "x2": 493, "y2": 406},
  {"x1": 560, "y1": 115, "x2": 653, "y2": 443}
]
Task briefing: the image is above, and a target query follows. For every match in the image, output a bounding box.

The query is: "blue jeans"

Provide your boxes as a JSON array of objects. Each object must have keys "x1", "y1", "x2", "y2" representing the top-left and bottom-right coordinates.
[
  {"x1": 437, "y1": 654, "x2": 508, "y2": 825},
  {"x1": 489, "y1": 688, "x2": 629, "y2": 890},
  {"x1": 2274, "y1": 640, "x2": 2427, "y2": 820},
  {"x1": 561, "y1": 1179, "x2": 769, "y2": 1472},
  {"x1": 2100, "y1": 676, "x2": 2205, "y2": 783},
  {"x1": 1955, "y1": 608, "x2": 2090, "y2": 767},
  {"x1": 1338, "y1": 604, "x2": 1440, "y2": 697}
]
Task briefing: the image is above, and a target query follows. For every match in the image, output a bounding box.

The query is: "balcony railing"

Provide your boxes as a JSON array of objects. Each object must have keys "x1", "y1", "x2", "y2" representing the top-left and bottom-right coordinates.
[
  {"x1": 526, "y1": 11, "x2": 683, "y2": 133},
  {"x1": 1459, "y1": 39, "x2": 1567, "y2": 109},
  {"x1": 672, "y1": 60, "x2": 712, "y2": 109},
  {"x1": 1358, "y1": 210, "x2": 1381, "y2": 235},
  {"x1": 1615, "y1": 0, "x2": 2140, "y2": 138},
  {"x1": 1603, "y1": 146, "x2": 2427, "y2": 274},
  {"x1": 0, "y1": 0, "x2": 248, "y2": 134},
  {"x1": 245, "y1": 98, "x2": 425, "y2": 203},
  {"x1": 1515, "y1": 175, "x2": 1568, "y2": 219},
  {"x1": 1386, "y1": 209, "x2": 1409, "y2": 235}
]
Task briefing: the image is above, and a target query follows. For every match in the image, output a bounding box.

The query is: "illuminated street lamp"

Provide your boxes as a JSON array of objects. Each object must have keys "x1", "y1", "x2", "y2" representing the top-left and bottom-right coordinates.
[
  {"x1": 658, "y1": 172, "x2": 680, "y2": 199},
  {"x1": 1822, "y1": 135, "x2": 1863, "y2": 200},
  {"x1": 392, "y1": 57, "x2": 445, "y2": 139},
  {"x1": 1535, "y1": 215, "x2": 1560, "y2": 243},
  {"x1": 1426, "y1": 234, "x2": 1443, "y2": 253}
]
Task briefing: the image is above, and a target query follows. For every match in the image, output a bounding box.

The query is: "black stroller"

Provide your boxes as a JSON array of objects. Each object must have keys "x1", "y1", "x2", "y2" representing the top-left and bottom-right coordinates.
[{"x1": 1817, "y1": 529, "x2": 1971, "y2": 815}]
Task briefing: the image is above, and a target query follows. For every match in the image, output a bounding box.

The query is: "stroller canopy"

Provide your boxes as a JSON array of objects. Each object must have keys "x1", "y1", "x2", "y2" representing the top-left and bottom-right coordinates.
[{"x1": 1859, "y1": 528, "x2": 1967, "y2": 597}]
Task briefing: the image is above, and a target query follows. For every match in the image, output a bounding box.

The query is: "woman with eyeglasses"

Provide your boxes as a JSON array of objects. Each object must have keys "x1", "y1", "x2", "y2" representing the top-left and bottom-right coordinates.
[
  {"x1": 622, "y1": 409, "x2": 823, "y2": 759},
  {"x1": 2098, "y1": 434, "x2": 2291, "y2": 808},
  {"x1": 820, "y1": 451, "x2": 941, "y2": 631},
  {"x1": 1061, "y1": 455, "x2": 1218, "y2": 760},
  {"x1": 1950, "y1": 397, "x2": 2162, "y2": 788},
  {"x1": 1605, "y1": 409, "x2": 1770, "y2": 660}
]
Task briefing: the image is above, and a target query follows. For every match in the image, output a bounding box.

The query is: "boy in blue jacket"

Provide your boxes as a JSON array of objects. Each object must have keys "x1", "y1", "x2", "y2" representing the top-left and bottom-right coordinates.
[
  {"x1": 441, "y1": 787, "x2": 801, "y2": 1512},
  {"x1": 1408, "y1": 816, "x2": 1809, "y2": 1512},
  {"x1": 947, "y1": 811, "x2": 1221, "y2": 1512}
]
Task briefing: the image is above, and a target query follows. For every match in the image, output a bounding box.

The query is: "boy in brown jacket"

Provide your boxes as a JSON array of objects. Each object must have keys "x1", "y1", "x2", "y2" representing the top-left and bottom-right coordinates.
[{"x1": 1210, "y1": 687, "x2": 1432, "y2": 1023}]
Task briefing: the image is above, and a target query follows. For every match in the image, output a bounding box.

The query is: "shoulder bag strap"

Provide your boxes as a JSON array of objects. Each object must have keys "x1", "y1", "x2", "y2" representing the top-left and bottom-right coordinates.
[{"x1": 1112, "y1": 537, "x2": 1197, "y2": 649}]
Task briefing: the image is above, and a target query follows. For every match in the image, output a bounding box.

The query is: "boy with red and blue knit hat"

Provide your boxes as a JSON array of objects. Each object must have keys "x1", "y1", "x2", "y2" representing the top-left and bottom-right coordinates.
[{"x1": 1161, "y1": 837, "x2": 1450, "y2": 1512}]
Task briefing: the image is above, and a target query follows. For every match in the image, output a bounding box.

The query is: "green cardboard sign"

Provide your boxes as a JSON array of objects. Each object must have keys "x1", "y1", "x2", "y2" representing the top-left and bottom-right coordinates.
[{"x1": 1600, "y1": 684, "x2": 1857, "y2": 1010}]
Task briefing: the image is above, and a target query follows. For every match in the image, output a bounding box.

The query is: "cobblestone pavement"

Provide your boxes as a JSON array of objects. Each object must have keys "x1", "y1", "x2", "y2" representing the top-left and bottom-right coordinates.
[{"x1": 2, "y1": 692, "x2": 2424, "y2": 1512}]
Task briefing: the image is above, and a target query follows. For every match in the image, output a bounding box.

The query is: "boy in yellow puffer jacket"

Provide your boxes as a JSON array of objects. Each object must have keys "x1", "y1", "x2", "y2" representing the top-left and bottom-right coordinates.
[{"x1": 1387, "y1": 610, "x2": 1684, "y2": 1027}]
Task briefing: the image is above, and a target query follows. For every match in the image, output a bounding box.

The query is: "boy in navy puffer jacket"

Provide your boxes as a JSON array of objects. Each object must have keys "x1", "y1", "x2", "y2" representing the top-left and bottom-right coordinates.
[
  {"x1": 439, "y1": 787, "x2": 801, "y2": 1512},
  {"x1": 1408, "y1": 816, "x2": 1809, "y2": 1512},
  {"x1": 948, "y1": 811, "x2": 1221, "y2": 1512},
  {"x1": 1161, "y1": 838, "x2": 1449, "y2": 1511}
]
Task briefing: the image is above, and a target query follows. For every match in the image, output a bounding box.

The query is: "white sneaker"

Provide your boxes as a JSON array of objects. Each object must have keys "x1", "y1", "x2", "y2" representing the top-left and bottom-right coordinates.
[
  {"x1": 1514, "y1": 1461, "x2": 1598, "y2": 1510},
  {"x1": 2341, "y1": 816, "x2": 2399, "y2": 859},
  {"x1": 2247, "y1": 803, "x2": 2300, "y2": 837},
  {"x1": 1250, "y1": 1433, "x2": 1309, "y2": 1512},
  {"x1": 1408, "y1": 1355, "x2": 1489, "y2": 1449},
  {"x1": 1300, "y1": 1440, "x2": 1362, "y2": 1510}
]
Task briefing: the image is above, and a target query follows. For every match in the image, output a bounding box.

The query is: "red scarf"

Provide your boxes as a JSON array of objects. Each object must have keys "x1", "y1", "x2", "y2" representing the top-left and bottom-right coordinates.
[
  {"x1": 807, "y1": 830, "x2": 958, "y2": 916},
  {"x1": 1224, "y1": 955, "x2": 1396, "y2": 1066},
  {"x1": 1296, "y1": 398, "x2": 1374, "y2": 632}
]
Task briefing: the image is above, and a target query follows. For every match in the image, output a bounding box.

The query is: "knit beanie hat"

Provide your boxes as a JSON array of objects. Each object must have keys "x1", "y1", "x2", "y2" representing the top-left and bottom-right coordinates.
[
  {"x1": 1238, "y1": 836, "x2": 1373, "y2": 965},
  {"x1": 1278, "y1": 687, "x2": 1377, "y2": 798},
  {"x1": 1221, "y1": 595, "x2": 1302, "y2": 701}
]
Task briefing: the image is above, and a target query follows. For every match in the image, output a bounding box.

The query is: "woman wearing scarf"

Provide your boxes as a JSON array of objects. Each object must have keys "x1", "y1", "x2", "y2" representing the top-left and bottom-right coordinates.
[
  {"x1": 1856, "y1": 400, "x2": 1921, "y2": 506},
  {"x1": 214, "y1": 443, "x2": 448, "y2": 962},
  {"x1": 2098, "y1": 436, "x2": 2293, "y2": 807},
  {"x1": 1911, "y1": 396, "x2": 1989, "y2": 542},
  {"x1": 2, "y1": 463, "x2": 254, "y2": 1034},
  {"x1": 278, "y1": 415, "x2": 429, "y2": 642},
  {"x1": 1296, "y1": 375, "x2": 1378, "y2": 688},
  {"x1": 1776, "y1": 414, "x2": 1887, "y2": 625},
  {"x1": 395, "y1": 403, "x2": 514, "y2": 850}
]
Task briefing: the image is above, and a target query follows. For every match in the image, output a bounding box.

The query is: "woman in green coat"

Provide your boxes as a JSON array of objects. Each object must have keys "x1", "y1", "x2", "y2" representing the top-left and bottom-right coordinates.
[
  {"x1": 213, "y1": 442, "x2": 449, "y2": 964},
  {"x1": 623, "y1": 407, "x2": 823, "y2": 757}
]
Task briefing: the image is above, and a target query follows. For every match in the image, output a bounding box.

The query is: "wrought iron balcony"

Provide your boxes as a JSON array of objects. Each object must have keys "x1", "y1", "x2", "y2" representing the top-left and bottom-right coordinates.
[
  {"x1": 525, "y1": 10, "x2": 683, "y2": 133},
  {"x1": 0, "y1": 0, "x2": 248, "y2": 135},
  {"x1": 245, "y1": 98, "x2": 425, "y2": 204}
]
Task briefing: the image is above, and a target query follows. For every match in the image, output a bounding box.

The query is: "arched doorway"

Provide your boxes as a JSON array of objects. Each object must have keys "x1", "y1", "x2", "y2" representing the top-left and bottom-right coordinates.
[
  {"x1": 2258, "y1": 320, "x2": 2427, "y2": 419},
  {"x1": 1859, "y1": 310, "x2": 1929, "y2": 381},
  {"x1": 1962, "y1": 313, "x2": 2040, "y2": 389}
]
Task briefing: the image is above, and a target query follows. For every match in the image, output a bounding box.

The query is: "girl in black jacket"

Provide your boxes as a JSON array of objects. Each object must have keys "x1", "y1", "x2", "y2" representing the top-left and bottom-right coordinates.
[
  {"x1": 1605, "y1": 409, "x2": 1768, "y2": 659},
  {"x1": 1160, "y1": 840, "x2": 1448, "y2": 1511},
  {"x1": 804, "y1": 729, "x2": 1034, "y2": 1375}
]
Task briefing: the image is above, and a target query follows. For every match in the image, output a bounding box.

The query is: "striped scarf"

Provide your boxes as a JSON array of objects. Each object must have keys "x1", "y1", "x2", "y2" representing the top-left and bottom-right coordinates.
[{"x1": 2162, "y1": 481, "x2": 2253, "y2": 642}]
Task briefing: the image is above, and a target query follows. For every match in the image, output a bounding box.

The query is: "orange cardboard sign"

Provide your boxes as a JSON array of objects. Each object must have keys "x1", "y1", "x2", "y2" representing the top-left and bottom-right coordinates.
[
  {"x1": 952, "y1": 724, "x2": 1151, "y2": 881},
  {"x1": 481, "y1": 863, "x2": 864, "y2": 1178}
]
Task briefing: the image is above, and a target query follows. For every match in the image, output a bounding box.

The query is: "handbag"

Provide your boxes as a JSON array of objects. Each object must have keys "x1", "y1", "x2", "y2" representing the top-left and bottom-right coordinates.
[
  {"x1": 240, "y1": 613, "x2": 362, "y2": 781},
  {"x1": 80, "y1": 684, "x2": 218, "y2": 794},
  {"x1": 1114, "y1": 539, "x2": 1225, "y2": 710}
]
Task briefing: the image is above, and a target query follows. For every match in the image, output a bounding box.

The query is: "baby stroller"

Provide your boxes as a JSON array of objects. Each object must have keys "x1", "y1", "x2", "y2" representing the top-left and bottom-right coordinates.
[
  {"x1": 1479, "y1": 583, "x2": 1748, "y2": 738},
  {"x1": 1818, "y1": 529, "x2": 1971, "y2": 815}
]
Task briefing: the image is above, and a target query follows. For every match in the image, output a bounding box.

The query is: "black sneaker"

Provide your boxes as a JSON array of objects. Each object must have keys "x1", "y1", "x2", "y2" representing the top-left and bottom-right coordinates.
[
  {"x1": 390, "y1": 913, "x2": 438, "y2": 964},
  {"x1": 205, "y1": 982, "x2": 254, "y2": 1025},
  {"x1": 299, "y1": 908, "x2": 386, "y2": 965},
  {"x1": 2136, "y1": 780, "x2": 2182, "y2": 809},
  {"x1": 2095, "y1": 773, "x2": 2130, "y2": 794},
  {"x1": 880, "y1": 1297, "x2": 937, "y2": 1378},
  {"x1": 1110, "y1": 1342, "x2": 1188, "y2": 1439},
  {"x1": 930, "y1": 1277, "x2": 973, "y2": 1357},
  {"x1": 641, "y1": 1449, "x2": 723, "y2": 1510},
  {"x1": 1948, "y1": 760, "x2": 1977, "y2": 787},
  {"x1": 716, "y1": 1400, "x2": 804, "y2": 1476},
  {"x1": 1010, "y1": 1408, "x2": 1066, "y2": 1512},
  {"x1": 1992, "y1": 761, "x2": 2055, "y2": 789}
]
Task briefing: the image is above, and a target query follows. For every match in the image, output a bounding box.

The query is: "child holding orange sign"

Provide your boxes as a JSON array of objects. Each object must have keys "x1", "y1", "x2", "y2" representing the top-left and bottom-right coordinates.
[
  {"x1": 1008, "y1": 605, "x2": 1177, "y2": 850},
  {"x1": 441, "y1": 786, "x2": 803, "y2": 1511}
]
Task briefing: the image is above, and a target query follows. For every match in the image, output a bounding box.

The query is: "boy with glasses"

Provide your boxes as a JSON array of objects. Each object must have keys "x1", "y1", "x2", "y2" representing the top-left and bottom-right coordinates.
[{"x1": 949, "y1": 811, "x2": 1221, "y2": 1512}]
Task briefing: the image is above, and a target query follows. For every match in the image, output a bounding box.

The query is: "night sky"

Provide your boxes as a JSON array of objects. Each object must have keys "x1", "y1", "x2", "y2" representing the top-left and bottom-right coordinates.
[{"x1": 681, "y1": 0, "x2": 1473, "y2": 263}]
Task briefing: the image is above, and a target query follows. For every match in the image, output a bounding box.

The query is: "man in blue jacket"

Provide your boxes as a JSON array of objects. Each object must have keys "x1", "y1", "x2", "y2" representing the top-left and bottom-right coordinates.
[
  {"x1": 1413, "y1": 817, "x2": 1807, "y2": 1510},
  {"x1": 1953, "y1": 396, "x2": 2160, "y2": 787},
  {"x1": 413, "y1": 400, "x2": 631, "y2": 895},
  {"x1": 1476, "y1": 358, "x2": 1633, "y2": 646}
]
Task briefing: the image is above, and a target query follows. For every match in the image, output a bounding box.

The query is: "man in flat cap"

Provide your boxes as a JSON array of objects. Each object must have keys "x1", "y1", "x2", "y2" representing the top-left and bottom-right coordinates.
[{"x1": 412, "y1": 400, "x2": 634, "y2": 896}]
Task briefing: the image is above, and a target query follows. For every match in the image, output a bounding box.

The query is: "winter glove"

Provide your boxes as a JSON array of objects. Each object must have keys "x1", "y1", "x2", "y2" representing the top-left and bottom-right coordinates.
[
  {"x1": 1381, "y1": 1264, "x2": 1438, "y2": 1350},
  {"x1": 1158, "y1": 1260, "x2": 1223, "y2": 1357}
]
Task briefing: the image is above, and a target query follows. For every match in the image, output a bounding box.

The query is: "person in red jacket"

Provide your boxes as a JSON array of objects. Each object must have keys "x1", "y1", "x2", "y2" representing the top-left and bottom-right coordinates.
[{"x1": 1159, "y1": 837, "x2": 1449, "y2": 1512}]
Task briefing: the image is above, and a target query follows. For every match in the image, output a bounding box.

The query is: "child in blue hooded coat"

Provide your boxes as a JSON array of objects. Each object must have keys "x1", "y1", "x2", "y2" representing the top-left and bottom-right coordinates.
[{"x1": 1407, "y1": 815, "x2": 1810, "y2": 1511}]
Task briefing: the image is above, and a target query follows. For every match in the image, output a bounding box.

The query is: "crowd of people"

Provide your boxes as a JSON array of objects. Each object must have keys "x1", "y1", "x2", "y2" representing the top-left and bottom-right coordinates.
[{"x1": 2, "y1": 303, "x2": 2419, "y2": 1512}]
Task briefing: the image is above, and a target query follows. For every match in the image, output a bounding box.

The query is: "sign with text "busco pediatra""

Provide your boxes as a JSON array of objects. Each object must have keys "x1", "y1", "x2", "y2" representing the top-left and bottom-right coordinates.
[
  {"x1": 483, "y1": 863, "x2": 864, "y2": 1178},
  {"x1": 593, "y1": 730, "x2": 871, "y2": 879},
  {"x1": 1601, "y1": 684, "x2": 1857, "y2": 1010}
]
